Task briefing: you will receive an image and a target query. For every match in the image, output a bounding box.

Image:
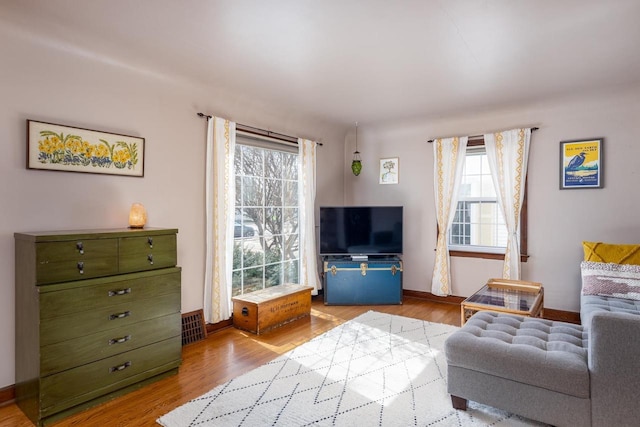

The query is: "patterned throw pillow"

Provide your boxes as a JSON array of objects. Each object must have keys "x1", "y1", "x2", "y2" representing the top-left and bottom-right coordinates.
[
  {"x1": 583, "y1": 241, "x2": 640, "y2": 264},
  {"x1": 581, "y1": 261, "x2": 640, "y2": 301}
]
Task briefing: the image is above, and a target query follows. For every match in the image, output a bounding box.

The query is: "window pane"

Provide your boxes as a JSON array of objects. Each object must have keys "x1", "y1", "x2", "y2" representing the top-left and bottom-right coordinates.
[
  {"x1": 233, "y1": 240, "x2": 243, "y2": 270},
  {"x1": 265, "y1": 179, "x2": 282, "y2": 206},
  {"x1": 242, "y1": 238, "x2": 264, "y2": 268},
  {"x1": 265, "y1": 235, "x2": 283, "y2": 263},
  {"x1": 244, "y1": 208, "x2": 264, "y2": 237},
  {"x1": 242, "y1": 146, "x2": 263, "y2": 176},
  {"x1": 265, "y1": 150, "x2": 282, "y2": 178},
  {"x1": 465, "y1": 155, "x2": 482, "y2": 175},
  {"x1": 243, "y1": 176, "x2": 264, "y2": 206},
  {"x1": 284, "y1": 260, "x2": 299, "y2": 284},
  {"x1": 284, "y1": 181, "x2": 298, "y2": 206},
  {"x1": 284, "y1": 208, "x2": 298, "y2": 234},
  {"x1": 284, "y1": 234, "x2": 299, "y2": 261},
  {"x1": 266, "y1": 207, "x2": 282, "y2": 235},
  {"x1": 243, "y1": 267, "x2": 264, "y2": 294},
  {"x1": 235, "y1": 176, "x2": 241, "y2": 206},
  {"x1": 232, "y1": 271, "x2": 242, "y2": 296},
  {"x1": 283, "y1": 153, "x2": 298, "y2": 180},
  {"x1": 481, "y1": 176, "x2": 496, "y2": 197},
  {"x1": 265, "y1": 263, "x2": 282, "y2": 288},
  {"x1": 234, "y1": 145, "x2": 242, "y2": 174}
]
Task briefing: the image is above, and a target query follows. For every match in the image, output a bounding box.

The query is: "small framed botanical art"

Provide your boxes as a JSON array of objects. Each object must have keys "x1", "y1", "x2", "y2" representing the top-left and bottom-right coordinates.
[
  {"x1": 379, "y1": 157, "x2": 399, "y2": 184},
  {"x1": 559, "y1": 138, "x2": 603, "y2": 189},
  {"x1": 27, "y1": 120, "x2": 145, "y2": 177}
]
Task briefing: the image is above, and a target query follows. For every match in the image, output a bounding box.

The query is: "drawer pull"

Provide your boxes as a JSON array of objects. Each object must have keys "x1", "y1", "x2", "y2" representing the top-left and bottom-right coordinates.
[
  {"x1": 109, "y1": 310, "x2": 131, "y2": 320},
  {"x1": 77, "y1": 261, "x2": 84, "y2": 275},
  {"x1": 109, "y1": 361, "x2": 131, "y2": 373},
  {"x1": 76, "y1": 241, "x2": 84, "y2": 255},
  {"x1": 109, "y1": 335, "x2": 131, "y2": 345},
  {"x1": 108, "y1": 288, "x2": 132, "y2": 297},
  {"x1": 148, "y1": 236, "x2": 153, "y2": 248},
  {"x1": 147, "y1": 254, "x2": 154, "y2": 265}
]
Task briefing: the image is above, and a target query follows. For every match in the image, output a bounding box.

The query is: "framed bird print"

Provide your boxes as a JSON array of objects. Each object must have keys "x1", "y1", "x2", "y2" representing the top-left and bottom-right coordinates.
[{"x1": 560, "y1": 138, "x2": 603, "y2": 189}]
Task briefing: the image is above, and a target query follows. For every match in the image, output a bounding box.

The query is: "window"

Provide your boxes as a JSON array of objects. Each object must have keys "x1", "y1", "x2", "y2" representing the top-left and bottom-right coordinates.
[
  {"x1": 448, "y1": 140, "x2": 528, "y2": 261},
  {"x1": 232, "y1": 138, "x2": 300, "y2": 295}
]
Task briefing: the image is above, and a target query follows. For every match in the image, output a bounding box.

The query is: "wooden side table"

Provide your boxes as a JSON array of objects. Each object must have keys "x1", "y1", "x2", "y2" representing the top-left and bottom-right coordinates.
[{"x1": 460, "y1": 278, "x2": 544, "y2": 325}]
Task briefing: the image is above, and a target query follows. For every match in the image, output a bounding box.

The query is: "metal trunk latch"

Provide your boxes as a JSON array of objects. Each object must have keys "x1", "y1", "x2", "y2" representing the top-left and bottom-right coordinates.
[{"x1": 360, "y1": 263, "x2": 368, "y2": 276}]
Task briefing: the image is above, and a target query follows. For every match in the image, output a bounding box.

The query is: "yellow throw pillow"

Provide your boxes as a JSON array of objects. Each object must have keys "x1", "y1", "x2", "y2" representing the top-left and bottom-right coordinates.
[{"x1": 583, "y1": 241, "x2": 640, "y2": 265}]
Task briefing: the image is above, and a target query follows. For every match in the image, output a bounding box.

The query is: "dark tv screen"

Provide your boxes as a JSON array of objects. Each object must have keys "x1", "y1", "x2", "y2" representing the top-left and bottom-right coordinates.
[{"x1": 319, "y1": 206, "x2": 403, "y2": 255}]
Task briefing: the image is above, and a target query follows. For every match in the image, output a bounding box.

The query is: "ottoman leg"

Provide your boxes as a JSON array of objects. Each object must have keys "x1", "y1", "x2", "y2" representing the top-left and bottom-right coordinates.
[{"x1": 451, "y1": 395, "x2": 468, "y2": 410}]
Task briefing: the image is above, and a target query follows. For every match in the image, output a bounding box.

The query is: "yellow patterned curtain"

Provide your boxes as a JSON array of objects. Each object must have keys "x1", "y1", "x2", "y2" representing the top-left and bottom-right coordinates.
[
  {"x1": 204, "y1": 117, "x2": 236, "y2": 323},
  {"x1": 484, "y1": 128, "x2": 531, "y2": 280},
  {"x1": 431, "y1": 136, "x2": 468, "y2": 296},
  {"x1": 298, "y1": 139, "x2": 321, "y2": 295}
]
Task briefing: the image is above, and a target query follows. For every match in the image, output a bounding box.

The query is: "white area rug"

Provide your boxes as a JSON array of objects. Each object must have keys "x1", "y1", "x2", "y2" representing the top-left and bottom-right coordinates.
[{"x1": 158, "y1": 311, "x2": 544, "y2": 426}]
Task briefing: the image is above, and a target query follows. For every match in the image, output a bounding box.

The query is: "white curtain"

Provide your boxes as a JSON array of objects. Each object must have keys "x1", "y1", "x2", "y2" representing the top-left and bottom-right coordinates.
[
  {"x1": 431, "y1": 136, "x2": 468, "y2": 296},
  {"x1": 203, "y1": 117, "x2": 236, "y2": 323},
  {"x1": 484, "y1": 128, "x2": 531, "y2": 280},
  {"x1": 298, "y1": 139, "x2": 321, "y2": 295}
]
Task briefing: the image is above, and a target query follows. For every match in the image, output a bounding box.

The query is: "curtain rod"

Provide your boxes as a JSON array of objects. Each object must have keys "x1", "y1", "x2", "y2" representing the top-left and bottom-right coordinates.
[
  {"x1": 426, "y1": 127, "x2": 539, "y2": 143},
  {"x1": 197, "y1": 112, "x2": 323, "y2": 146}
]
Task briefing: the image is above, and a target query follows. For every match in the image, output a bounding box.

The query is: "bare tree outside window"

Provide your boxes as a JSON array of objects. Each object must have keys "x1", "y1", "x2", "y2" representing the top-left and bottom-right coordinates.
[{"x1": 232, "y1": 144, "x2": 299, "y2": 296}]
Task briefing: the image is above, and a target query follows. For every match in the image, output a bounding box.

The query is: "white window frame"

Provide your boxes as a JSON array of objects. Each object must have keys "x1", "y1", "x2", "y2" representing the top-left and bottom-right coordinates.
[
  {"x1": 232, "y1": 134, "x2": 300, "y2": 296},
  {"x1": 448, "y1": 140, "x2": 528, "y2": 261}
]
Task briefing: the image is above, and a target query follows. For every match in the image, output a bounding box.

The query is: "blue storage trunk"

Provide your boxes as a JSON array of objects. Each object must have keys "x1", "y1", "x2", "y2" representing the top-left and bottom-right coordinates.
[{"x1": 324, "y1": 258, "x2": 403, "y2": 305}]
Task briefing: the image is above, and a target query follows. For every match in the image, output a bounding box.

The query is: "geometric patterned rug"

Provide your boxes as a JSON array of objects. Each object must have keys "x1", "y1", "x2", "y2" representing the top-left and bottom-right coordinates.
[{"x1": 157, "y1": 311, "x2": 545, "y2": 426}]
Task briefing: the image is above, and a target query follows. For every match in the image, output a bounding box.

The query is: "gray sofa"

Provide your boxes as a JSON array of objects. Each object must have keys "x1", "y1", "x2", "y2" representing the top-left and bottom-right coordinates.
[{"x1": 445, "y1": 293, "x2": 640, "y2": 426}]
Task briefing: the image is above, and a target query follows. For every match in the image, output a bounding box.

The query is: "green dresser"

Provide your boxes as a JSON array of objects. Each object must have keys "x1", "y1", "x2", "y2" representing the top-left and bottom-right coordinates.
[{"x1": 15, "y1": 228, "x2": 182, "y2": 426}]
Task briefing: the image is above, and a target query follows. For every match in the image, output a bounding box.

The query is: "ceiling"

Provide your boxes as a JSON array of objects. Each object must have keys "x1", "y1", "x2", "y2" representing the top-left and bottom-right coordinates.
[{"x1": 3, "y1": 0, "x2": 640, "y2": 128}]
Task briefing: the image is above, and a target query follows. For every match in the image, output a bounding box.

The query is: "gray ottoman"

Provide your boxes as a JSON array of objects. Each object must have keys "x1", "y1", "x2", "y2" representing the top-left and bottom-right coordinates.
[{"x1": 445, "y1": 311, "x2": 590, "y2": 427}]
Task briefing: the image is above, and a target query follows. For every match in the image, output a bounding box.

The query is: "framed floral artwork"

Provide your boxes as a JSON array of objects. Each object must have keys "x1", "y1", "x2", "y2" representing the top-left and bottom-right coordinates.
[
  {"x1": 379, "y1": 157, "x2": 399, "y2": 184},
  {"x1": 27, "y1": 119, "x2": 145, "y2": 177},
  {"x1": 559, "y1": 138, "x2": 603, "y2": 189}
]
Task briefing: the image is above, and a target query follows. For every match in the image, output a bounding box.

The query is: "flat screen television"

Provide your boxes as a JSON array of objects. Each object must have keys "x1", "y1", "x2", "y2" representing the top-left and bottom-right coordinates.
[{"x1": 319, "y1": 206, "x2": 403, "y2": 256}]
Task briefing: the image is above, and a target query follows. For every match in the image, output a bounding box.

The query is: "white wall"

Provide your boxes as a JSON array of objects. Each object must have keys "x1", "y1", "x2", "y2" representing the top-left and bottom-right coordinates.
[
  {"x1": 0, "y1": 26, "x2": 345, "y2": 388},
  {"x1": 345, "y1": 84, "x2": 640, "y2": 314}
]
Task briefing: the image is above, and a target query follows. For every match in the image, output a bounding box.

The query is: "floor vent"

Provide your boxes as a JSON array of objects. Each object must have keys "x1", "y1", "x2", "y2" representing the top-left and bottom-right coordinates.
[{"x1": 182, "y1": 309, "x2": 207, "y2": 346}]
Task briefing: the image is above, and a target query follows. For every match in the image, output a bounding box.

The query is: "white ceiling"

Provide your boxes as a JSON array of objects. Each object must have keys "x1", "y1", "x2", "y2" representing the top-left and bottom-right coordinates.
[{"x1": 3, "y1": 0, "x2": 640, "y2": 127}]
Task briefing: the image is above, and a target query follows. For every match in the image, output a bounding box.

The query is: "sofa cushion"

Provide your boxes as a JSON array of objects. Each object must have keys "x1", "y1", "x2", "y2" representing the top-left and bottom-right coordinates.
[
  {"x1": 581, "y1": 294, "x2": 640, "y2": 327},
  {"x1": 583, "y1": 241, "x2": 640, "y2": 264},
  {"x1": 581, "y1": 261, "x2": 640, "y2": 301},
  {"x1": 445, "y1": 312, "x2": 590, "y2": 398}
]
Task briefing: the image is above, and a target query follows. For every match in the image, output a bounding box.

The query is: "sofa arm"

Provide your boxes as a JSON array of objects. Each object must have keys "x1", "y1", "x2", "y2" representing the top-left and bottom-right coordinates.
[{"x1": 588, "y1": 311, "x2": 640, "y2": 427}]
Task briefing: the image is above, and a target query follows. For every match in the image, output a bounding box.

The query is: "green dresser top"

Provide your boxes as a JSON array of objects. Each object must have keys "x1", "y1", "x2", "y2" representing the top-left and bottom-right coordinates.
[{"x1": 15, "y1": 227, "x2": 178, "y2": 242}]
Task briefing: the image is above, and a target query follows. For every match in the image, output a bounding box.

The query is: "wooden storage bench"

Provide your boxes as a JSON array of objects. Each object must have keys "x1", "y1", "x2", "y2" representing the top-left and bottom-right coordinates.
[{"x1": 232, "y1": 284, "x2": 314, "y2": 334}]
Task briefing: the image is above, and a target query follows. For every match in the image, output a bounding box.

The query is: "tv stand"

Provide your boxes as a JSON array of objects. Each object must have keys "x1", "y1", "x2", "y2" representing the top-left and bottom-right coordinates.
[{"x1": 323, "y1": 256, "x2": 402, "y2": 305}]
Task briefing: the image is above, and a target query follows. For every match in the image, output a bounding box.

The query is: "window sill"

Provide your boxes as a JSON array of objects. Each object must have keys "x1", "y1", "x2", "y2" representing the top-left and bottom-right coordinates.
[{"x1": 449, "y1": 250, "x2": 529, "y2": 262}]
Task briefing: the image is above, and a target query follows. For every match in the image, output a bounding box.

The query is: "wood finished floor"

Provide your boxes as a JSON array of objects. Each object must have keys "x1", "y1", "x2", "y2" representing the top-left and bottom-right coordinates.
[{"x1": 0, "y1": 296, "x2": 459, "y2": 427}]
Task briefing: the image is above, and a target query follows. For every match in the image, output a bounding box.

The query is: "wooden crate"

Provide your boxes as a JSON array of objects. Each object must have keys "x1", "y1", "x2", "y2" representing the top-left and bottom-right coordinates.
[{"x1": 231, "y1": 284, "x2": 314, "y2": 334}]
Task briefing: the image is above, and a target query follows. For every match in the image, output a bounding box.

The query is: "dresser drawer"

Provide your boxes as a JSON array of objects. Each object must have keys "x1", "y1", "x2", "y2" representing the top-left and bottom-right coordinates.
[
  {"x1": 119, "y1": 234, "x2": 177, "y2": 273},
  {"x1": 41, "y1": 313, "x2": 181, "y2": 376},
  {"x1": 36, "y1": 239, "x2": 118, "y2": 284},
  {"x1": 40, "y1": 337, "x2": 181, "y2": 415},
  {"x1": 39, "y1": 268, "x2": 181, "y2": 319},
  {"x1": 40, "y1": 292, "x2": 180, "y2": 346}
]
